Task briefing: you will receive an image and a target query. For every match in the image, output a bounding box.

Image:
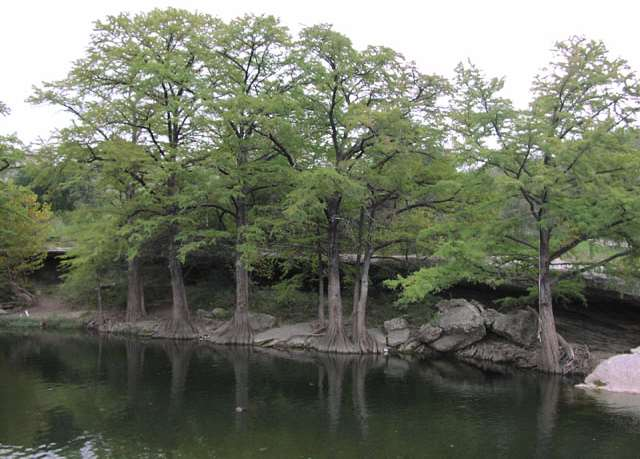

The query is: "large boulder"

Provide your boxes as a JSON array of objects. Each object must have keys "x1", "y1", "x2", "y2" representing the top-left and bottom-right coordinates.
[
  {"x1": 579, "y1": 353, "x2": 640, "y2": 394},
  {"x1": 417, "y1": 324, "x2": 442, "y2": 344},
  {"x1": 455, "y1": 337, "x2": 537, "y2": 368},
  {"x1": 249, "y1": 312, "x2": 277, "y2": 332},
  {"x1": 384, "y1": 317, "x2": 411, "y2": 347},
  {"x1": 428, "y1": 299, "x2": 486, "y2": 352},
  {"x1": 490, "y1": 308, "x2": 538, "y2": 347}
]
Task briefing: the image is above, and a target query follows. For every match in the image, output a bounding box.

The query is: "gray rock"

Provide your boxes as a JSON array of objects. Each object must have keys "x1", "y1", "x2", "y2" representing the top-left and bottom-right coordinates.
[
  {"x1": 196, "y1": 308, "x2": 229, "y2": 320},
  {"x1": 387, "y1": 329, "x2": 411, "y2": 347},
  {"x1": 482, "y1": 308, "x2": 500, "y2": 327},
  {"x1": 0, "y1": 308, "x2": 8, "y2": 315},
  {"x1": 212, "y1": 307, "x2": 229, "y2": 319},
  {"x1": 384, "y1": 317, "x2": 408, "y2": 332},
  {"x1": 490, "y1": 308, "x2": 538, "y2": 347},
  {"x1": 455, "y1": 337, "x2": 537, "y2": 368},
  {"x1": 580, "y1": 353, "x2": 640, "y2": 394},
  {"x1": 429, "y1": 299, "x2": 486, "y2": 352},
  {"x1": 435, "y1": 298, "x2": 484, "y2": 314},
  {"x1": 248, "y1": 312, "x2": 277, "y2": 332},
  {"x1": 384, "y1": 317, "x2": 410, "y2": 347},
  {"x1": 417, "y1": 324, "x2": 442, "y2": 344}
]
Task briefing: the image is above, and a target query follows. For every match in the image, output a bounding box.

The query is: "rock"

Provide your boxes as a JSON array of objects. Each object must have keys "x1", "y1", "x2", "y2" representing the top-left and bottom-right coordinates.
[
  {"x1": 631, "y1": 346, "x2": 640, "y2": 354},
  {"x1": 490, "y1": 308, "x2": 538, "y2": 347},
  {"x1": 254, "y1": 323, "x2": 314, "y2": 346},
  {"x1": 248, "y1": 312, "x2": 277, "y2": 332},
  {"x1": 417, "y1": 324, "x2": 442, "y2": 344},
  {"x1": 0, "y1": 309, "x2": 8, "y2": 315},
  {"x1": 384, "y1": 317, "x2": 410, "y2": 347},
  {"x1": 196, "y1": 308, "x2": 227, "y2": 320},
  {"x1": 481, "y1": 308, "x2": 500, "y2": 327},
  {"x1": 399, "y1": 338, "x2": 422, "y2": 353},
  {"x1": 455, "y1": 337, "x2": 537, "y2": 368},
  {"x1": 387, "y1": 329, "x2": 410, "y2": 347},
  {"x1": 435, "y1": 298, "x2": 484, "y2": 314},
  {"x1": 580, "y1": 353, "x2": 640, "y2": 394},
  {"x1": 429, "y1": 299, "x2": 486, "y2": 352},
  {"x1": 212, "y1": 308, "x2": 229, "y2": 319},
  {"x1": 384, "y1": 317, "x2": 408, "y2": 332}
]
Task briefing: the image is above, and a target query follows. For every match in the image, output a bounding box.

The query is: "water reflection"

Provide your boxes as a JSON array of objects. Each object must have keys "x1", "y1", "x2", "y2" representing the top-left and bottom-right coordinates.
[{"x1": 1, "y1": 332, "x2": 640, "y2": 458}]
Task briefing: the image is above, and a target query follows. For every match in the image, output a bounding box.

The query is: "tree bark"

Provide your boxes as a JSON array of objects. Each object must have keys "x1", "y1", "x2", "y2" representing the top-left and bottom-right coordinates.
[
  {"x1": 352, "y1": 247, "x2": 382, "y2": 353},
  {"x1": 537, "y1": 229, "x2": 561, "y2": 373},
  {"x1": 317, "y1": 247, "x2": 326, "y2": 328},
  {"x1": 320, "y1": 196, "x2": 355, "y2": 353},
  {"x1": 126, "y1": 256, "x2": 146, "y2": 323},
  {"x1": 96, "y1": 281, "x2": 104, "y2": 326},
  {"x1": 211, "y1": 198, "x2": 253, "y2": 344},
  {"x1": 166, "y1": 238, "x2": 197, "y2": 338}
]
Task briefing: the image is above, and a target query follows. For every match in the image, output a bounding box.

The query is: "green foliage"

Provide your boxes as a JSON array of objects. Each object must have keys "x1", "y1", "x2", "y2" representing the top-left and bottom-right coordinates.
[{"x1": 394, "y1": 37, "x2": 640, "y2": 305}]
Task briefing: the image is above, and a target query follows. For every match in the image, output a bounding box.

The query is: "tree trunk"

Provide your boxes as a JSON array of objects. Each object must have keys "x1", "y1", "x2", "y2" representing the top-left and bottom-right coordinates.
[
  {"x1": 96, "y1": 282, "x2": 103, "y2": 326},
  {"x1": 351, "y1": 208, "x2": 365, "y2": 326},
  {"x1": 166, "y1": 238, "x2": 197, "y2": 338},
  {"x1": 538, "y1": 229, "x2": 561, "y2": 373},
  {"x1": 320, "y1": 196, "x2": 355, "y2": 353},
  {"x1": 211, "y1": 199, "x2": 253, "y2": 345},
  {"x1": 352, "y1": 248, "x2": 382, "y2": 353},
  {"x1": 126, "y1": 256, "x2": 146, "y2": 323},
  {"x1": 317, "y1": 247, "x2": 326, "y2": 329}
]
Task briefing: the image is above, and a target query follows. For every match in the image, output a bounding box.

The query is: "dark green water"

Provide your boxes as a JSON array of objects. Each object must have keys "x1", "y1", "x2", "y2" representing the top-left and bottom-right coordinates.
[{"x1": 1, "y1": 332, "x2": 639, "y2": 458}]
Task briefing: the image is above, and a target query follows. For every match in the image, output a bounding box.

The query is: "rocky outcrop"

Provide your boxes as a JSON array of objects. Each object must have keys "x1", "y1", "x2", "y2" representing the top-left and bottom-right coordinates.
[
  {"x1": 578, "y1": 353, "x2": 640, "y2": 394},
  {"x1": 456, "y1": 337, "x2": 536, "y2": 368},
  {"x1": 427, "y1": 299, "x2": 486, "y2": 352},
  {"x1": 417, "y1": 324, "x2": 442, "y2": 344},
  {"x1": 489, "y1": 308, "x2": 538, "y2": 347},
  {"x1": 249, "y1": 312, "x2": 277, "y2": 332},
  {"x1": 413, "y1": 298, "x2": 592, "y2": 374},
  {"x1": 384, "y1": 317, "x2": 411, "y2": 347}
]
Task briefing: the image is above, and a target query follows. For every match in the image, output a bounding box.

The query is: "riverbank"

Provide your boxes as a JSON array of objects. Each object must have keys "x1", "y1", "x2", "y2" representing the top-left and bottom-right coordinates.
[{"x1": 5, "y1": 294, "x2": 636, "y2": 376}]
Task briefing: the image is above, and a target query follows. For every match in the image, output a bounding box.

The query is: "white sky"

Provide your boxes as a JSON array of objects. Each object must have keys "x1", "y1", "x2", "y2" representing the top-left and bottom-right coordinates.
[{"x1": 1, "y1": 0, "x2": 638, "y2": 143}]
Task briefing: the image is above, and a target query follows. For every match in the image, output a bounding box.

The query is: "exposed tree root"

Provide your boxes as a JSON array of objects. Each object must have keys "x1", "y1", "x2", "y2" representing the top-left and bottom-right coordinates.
[
  {"x1": 209, "y1": 315, "x2": 254, "y2": 345},
  {"x1": 353, "y1": 330, "x2": 383, "y2": 354},
  {"x1": 163, "y1": 318, "x2": 199, "y2": 339},
  {"x1": 316, "y1": 326, "x2": 358, "y2": 354}
]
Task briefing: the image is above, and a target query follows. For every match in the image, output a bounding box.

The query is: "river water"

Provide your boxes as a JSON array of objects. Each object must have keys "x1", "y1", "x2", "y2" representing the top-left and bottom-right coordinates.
[{"x1": 0, "y1": 331, "x2": 639, "y2": 458}]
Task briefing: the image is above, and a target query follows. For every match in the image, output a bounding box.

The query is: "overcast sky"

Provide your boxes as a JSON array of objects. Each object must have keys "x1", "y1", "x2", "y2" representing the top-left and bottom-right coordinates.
[{"x1": 1, "y1": 0, "x2": 637, "y2": 143}]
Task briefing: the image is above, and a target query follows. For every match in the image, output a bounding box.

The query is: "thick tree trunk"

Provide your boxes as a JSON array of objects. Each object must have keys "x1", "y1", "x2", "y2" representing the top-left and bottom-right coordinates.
[
  {"x1": 317, "y1": 249, "x2": 326, "y2": 329},
  {"x1": 351, "y1": 208, "x2": 365, "y2": 326},
  {"x1": 319, "y1": 196, "x2": 355, "y2": 353},
  {"x1": 166, "y1": 239, "x2": 197, "y2": 338},
  {"x1": 126, "y1": 257, "x2": 145, "y2": 323},
  {"x1": 211, "y1": 199, "x2": 253, "y2": 345},
  {"x1": 352, "y1": 248, "x2": 382, "y2": 353},
  {"x1": 538, "y1": 229, "x2": 561, "y2": 373}
]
